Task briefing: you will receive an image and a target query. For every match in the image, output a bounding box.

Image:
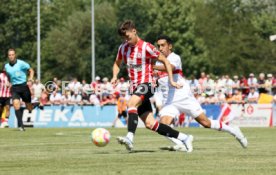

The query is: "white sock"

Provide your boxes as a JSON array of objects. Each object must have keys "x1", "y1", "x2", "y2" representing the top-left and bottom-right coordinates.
[
  {"x1": 126, "y1": 132, "x2": 134, "y2": 142},
  {"x1": 177, "y1": 132, "x2": 188, "y2": 141},
  {"x1": 166, "y1": 137, "x2": 183, "y2": 145},
  {"x1": 210, "y1": 120, "x2": 236, "y2": 136}
]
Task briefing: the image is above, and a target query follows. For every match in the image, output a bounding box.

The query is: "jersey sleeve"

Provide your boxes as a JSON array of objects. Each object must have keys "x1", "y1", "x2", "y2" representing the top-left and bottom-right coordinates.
[
  {"x1": 116, "y1": 44, "x2": 124, "y2": 60},
  {"x1": 168, "y1": 54, "x2": 181, "y2": 68},
  {"x1": 145, "y1": 43, "x2": 160, "y2": 59},
  {"x1": 21, "y1": 60, "x2": 31, "y2": 71}
]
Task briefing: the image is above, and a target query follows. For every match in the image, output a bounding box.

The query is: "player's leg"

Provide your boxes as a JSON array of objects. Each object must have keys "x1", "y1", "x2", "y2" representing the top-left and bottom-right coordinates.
[
  {"x1": 195, "y1": 112, "x2": 247, "y2": 148},
  {"x1": 125, "y1": 94, "x2": 142, "y2": 142},
  {"x1": 158, "y1": 104, "x2": 193, "y2": 152},
  {"x1": 13, "y1": 98, "x2": 24, "y2": 131},
  {"x1": 116, "y1": 94, "x2": 142, "y2": 151},
  {"x1": 139, "y1": 100, "x2": 193, "y2": 152},
  {"x1": 180, "y1": 96, "x2": 247, "y2": 148},
  {"x1": 160, "y1": 116, "x2": 185, "y2": 147}
]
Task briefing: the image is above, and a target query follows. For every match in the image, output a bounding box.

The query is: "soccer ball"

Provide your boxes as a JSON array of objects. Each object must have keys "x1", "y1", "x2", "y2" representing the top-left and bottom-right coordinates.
[{"x1": 91, "y1": 128, "x2": 111, "y2": 147}]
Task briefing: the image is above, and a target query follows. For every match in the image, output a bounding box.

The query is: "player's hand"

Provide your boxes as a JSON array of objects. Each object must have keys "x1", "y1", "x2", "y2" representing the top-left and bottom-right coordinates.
[{"x1": 170, "y1": 81, "x2": 183, "y2": 89}]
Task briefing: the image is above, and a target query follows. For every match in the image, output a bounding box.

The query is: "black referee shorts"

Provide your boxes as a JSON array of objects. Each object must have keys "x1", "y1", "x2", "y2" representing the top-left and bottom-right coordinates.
[{"x1": 11, "y1": 84, "x2": 32, "y2": 103}]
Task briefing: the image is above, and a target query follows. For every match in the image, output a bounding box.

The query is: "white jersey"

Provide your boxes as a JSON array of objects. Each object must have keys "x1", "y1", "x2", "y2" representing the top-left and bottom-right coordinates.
[
  {"x1": 156, "y1": 52, "x2": 203, "y2": 119},
  {"x1": 156, "y1": 52, "x2": 192, "y2": 104}
]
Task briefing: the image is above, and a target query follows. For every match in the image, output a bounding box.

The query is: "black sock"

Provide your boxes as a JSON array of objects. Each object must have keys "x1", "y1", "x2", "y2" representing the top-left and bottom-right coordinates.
[
  {"x1": 127, "y1": 108, "x2": 138, "y2": 134},
  {"x1": 15, "y1": 109, "x2": 23, "y2": 127},
  {"x1": 152, "y1": 121, "x2": 179, "y2": 138}
]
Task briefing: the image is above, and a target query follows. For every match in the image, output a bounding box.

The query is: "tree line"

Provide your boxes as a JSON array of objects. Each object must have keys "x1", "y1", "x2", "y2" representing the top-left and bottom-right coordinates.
[{"x1": 0, "y1": 0, "x2": 275, "y2": 82}]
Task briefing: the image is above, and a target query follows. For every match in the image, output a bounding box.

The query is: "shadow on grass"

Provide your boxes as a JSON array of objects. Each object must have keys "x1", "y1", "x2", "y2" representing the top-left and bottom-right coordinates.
[{"x1": 129, "y1": 150, "x2": 156, "y2": 153}]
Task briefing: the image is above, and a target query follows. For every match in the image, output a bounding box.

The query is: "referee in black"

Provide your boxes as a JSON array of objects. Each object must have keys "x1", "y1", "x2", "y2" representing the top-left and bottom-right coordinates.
[{"x1": 4, "y1": 48, "x2": 35, "y2": 131}]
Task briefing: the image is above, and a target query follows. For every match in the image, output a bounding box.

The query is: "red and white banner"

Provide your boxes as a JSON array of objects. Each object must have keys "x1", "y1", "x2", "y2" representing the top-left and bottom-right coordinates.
[{"x1": 219, "y1": 104, "x2": 273, "y2": 127}]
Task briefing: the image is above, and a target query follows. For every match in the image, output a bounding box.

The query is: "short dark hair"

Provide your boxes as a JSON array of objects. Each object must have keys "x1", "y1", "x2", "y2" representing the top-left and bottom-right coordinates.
[
  {"x1": 157, "y1": 35, "x2": 173, "y2": 45},
  {"x1": 118, "y1": 20, "x2": 136, "y2": 36}
]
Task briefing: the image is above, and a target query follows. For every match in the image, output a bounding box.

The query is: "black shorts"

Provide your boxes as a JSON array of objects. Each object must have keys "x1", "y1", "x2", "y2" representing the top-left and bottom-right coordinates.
[
  {"x1": 132, "y1": 83, "x2": 154, "y2": 116},
  {"x1": 133, "y1": 83, "x2": 154, "y2": 101},
  {"x1": 11, "y1": 84, "x2": 31, "y2": 103},
  {"x1": 0, "y1": 97, "x2": 11, "y2": 107},
  {"x1": 138, "y1": 99, "x2": 152, "y2": 116},
  {"x1": 118, "y1": 111, "x2": 127, "y2": 118}
]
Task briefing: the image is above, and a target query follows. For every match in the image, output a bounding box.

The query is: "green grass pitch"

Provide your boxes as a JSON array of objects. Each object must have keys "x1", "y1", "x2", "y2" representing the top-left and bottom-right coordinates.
[{"x1": 0, "y1": 127, "x2": 275, "y2": 175}]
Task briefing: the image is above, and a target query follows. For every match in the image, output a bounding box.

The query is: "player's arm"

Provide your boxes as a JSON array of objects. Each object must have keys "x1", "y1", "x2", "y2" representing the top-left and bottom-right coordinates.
[
  {"x1": 28, "y1": 68, "x2": 34, "y2": 81},
  {"x1": 111, "y1": 58, "x2": 122, "y2": 84},
  {"x1": 153, "y1": 63, "x2": 175, "y2": 72},
  {"x1": 157, "y1": 54, "x2": 181, "y2": 88}
]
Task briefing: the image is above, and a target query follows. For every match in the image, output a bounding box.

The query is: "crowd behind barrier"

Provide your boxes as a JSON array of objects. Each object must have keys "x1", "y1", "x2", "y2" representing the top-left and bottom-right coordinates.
[
  {"x1": 29, "y1": 72, "x2": 276, "y2": 108},
  {"x1": 2, "y1": 72, "x2": 276, "y2": 128}
]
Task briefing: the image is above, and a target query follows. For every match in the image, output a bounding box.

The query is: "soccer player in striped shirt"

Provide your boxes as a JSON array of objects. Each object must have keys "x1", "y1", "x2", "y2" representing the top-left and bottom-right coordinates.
[
  {"x1": 0, "y1": 67, "x2": 11, "y2": 128},
  {"x1": 111, "y1": 20, "x2": 193, "y2": 152}
]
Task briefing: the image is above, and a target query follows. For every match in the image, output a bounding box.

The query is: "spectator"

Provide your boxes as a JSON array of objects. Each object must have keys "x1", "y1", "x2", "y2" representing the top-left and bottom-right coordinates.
[
  {"x1": 115, "y1": 77, "x2": 129, "y2": 92},
  {"x1": 265, "y1": 73, "x2": 273, "y2": 94},
  {"x1": 217, "y1": 89, "x2": 226, "y2": 104},
  {"x1": 70, "y1": 91, "x2": 82, "y2": 105},
  {"x1": 202, "y1": 74, "x2": 215, "y2": 92},
  {"x1": 52, "y1": 77, "x2": 61, "y2": 93},
  {"x1": 40, "y1": 91, "x2": 49, "y2": 105},
  {"x1": 257, "y1": 73, "x2": 266, "y2": 94},
  {"x1": 101, "y1": 77, "x2": 113, "y2": 98},
  {"x1": 198, "y1": 72, "x2": 207, "y2": 89},
  {"x1": 217, "y1": 75, "x2": 226, "y2": 92},
  {"x1": 240, "y1": 75, "x2": 249, "y2": 96},
  {"x1": 68, "y1": 78, "x2": 82, "y2": 94},
  {"x1": 189, "y1": 75, "x2": 200, "y2": 93},
  {"x1": 205, "y1": 91, "x2": 218, "y2": 104},
  {"x1": 232, "y1": 75, "x2": 240, "y2": 89},
  {"x1": 224, "y1": 75, "x2": 234, "y2": 95},
  {"x1": 227, "y1": 89, "x2": 243, "y2": 104},
  {"x1": 61, "y1": 91, "x2": 71, "y2": 105},
  {"x1": 91, "y1": 76, "x2": 102, "y2": 99},
  {"x1": 81, "y1": 79, "x2": 90, "y2": 93},
  {"x1": 49, "y1": 90, "x2": 62, "y2": 105},
  {"x1": 81, "y1": 90, "x2": 91, "y2": 105},
  {"x1": 247, "y1": 87, "x2": 259, "y2": 104},
  {"x1": 32, "y1": 79, "x2": 45, "y2": 102},
  {"x1": 247, "y1": 73, "x2": 258, "y2": 88},
  {"x1": 89, "y1": 90, "x2": 100, "y2": 106}
]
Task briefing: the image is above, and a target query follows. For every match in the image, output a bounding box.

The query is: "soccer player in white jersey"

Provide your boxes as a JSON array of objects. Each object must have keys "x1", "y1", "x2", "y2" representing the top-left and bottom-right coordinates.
[
  {"x1": 111, "y1": 20, "x2": 193, "y2": 152},
  {"x1": 154, "y1": 35, "x2": 248, "y2": 152}
]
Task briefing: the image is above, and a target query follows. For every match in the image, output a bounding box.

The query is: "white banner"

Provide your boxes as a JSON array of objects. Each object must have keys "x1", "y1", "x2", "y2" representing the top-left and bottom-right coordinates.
[{"x1": 229, "y1": 104, "x2": 272, "y2": 127}]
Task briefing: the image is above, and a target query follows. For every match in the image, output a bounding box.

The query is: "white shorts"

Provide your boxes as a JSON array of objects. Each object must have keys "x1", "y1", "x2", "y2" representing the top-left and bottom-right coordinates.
[
  {"x1": 153, "y1": 90, "x2": 163, "y2": 107},
  {"x1": 159, "y1": 95, "x2": 203, "y2": 119}
]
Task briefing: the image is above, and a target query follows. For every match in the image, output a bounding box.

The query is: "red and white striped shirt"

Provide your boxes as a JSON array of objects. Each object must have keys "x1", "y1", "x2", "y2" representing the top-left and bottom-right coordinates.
[
  {"x1": 117, "y1": 39, "x2": 160, "y2": 91},
  {"x1": 0, "y1": 72, "x2": 11, "y2": 98}
]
